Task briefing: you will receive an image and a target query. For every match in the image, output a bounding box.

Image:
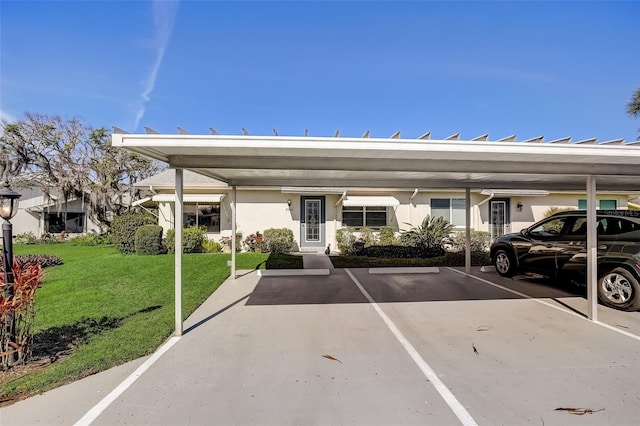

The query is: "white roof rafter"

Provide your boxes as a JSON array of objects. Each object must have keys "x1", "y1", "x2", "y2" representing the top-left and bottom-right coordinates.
[{"x1": 112, "y1": 131, "x2": 640, "y2": 192}]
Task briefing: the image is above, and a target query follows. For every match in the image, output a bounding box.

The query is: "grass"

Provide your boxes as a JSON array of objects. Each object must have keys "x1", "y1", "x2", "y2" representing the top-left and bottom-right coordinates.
[
  {"x1": 1, "y1": 244, "x2": 268, "y2": 402},
  {"x1": 264, "y1": 253, "x2": 304, "y2": 269}
]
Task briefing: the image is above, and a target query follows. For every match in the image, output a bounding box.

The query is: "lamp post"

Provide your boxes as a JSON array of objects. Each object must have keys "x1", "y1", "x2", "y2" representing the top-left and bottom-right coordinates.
[{"x1": 0, "y1": 179, "x2": 21, "y2": 365}]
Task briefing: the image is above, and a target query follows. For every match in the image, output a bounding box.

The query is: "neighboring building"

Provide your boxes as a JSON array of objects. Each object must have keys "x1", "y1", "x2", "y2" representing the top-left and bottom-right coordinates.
[
  {"x1": 134, "y1": 170, "x2": 636, "y2": 252},
  {"x1": 13, "y1": 187, "x2": 102, "y2": 236}
]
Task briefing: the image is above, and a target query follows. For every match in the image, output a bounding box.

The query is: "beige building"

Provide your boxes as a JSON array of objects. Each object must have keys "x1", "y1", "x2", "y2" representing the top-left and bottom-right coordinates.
[
  {"x1": 133, "y1": 170, "x2": 633, "y2": 252},
  {"x1": 13, "y1": 187, "x2": 102, "y2": 236}
]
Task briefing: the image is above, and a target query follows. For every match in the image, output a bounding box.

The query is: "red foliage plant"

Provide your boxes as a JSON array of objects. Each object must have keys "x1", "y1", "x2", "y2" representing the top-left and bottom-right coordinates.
[{"x1": 0, "y1": 261, "x2": 45, "y2": 368}]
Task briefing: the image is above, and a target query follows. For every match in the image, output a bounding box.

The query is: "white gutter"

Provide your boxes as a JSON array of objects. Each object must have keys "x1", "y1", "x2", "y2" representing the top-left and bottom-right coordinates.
[{"x1": 477, "y1": 191, "x2": 495, "y2": 207}]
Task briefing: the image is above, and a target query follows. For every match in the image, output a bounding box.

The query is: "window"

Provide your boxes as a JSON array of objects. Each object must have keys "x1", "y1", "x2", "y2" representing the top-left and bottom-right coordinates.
[
  {"x1": 431, "y1": 198, "x2": 466, "y2": 227},
  {"x1": 47, "y1": 213, "x2": 85, "y2": 233},
  {"x1": 184, "y1": 204, "x2": 220, "y2": 232},
  {"x1": 578, "y1": 199, "x2": 617, "y2": 210},
  {"x1": 598, "y1": 217, "x2": 640, "y2": 235},
  {"x1": 529, "y1": 217, "x2": 567, "y2": 236},
  {"x1": 342, "y1": 206, "x2": 387, "y2": 228}
]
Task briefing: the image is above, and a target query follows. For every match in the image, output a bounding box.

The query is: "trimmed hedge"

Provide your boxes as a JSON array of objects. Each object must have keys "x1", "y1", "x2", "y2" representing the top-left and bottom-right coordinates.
[
  {"x1": 135, "y1": 225, "x2": 165, "y2": 255},
  {"x1": 110, "y1": 213, "x2": 156, "y2": 254},
  {"x1": 165, "y1": 227, "x2": 206, "y2": 253},
  {"x1": 262, "y1": 228, "x2": 295, "y2": 254},
  {"x1": 357, "y1": 244, "x2": 445, "y2": 259}
]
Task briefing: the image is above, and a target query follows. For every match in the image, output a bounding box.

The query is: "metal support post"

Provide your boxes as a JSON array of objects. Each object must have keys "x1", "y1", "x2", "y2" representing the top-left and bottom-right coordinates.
[
  {"x1": 175, "y1": 169, "x2": 184, "y2": 336},
  {"x1": 586, "y1": 176, "x2": 597, "y2": 321}
]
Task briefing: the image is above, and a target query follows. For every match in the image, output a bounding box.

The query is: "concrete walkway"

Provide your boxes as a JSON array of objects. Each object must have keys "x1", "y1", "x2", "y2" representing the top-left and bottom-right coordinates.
[{"x1": 302, "y1": 253, "x2": 334, "y2": 270}]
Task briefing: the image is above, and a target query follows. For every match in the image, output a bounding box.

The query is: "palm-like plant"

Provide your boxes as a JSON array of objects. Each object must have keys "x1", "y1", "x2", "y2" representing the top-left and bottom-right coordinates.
[
  {"x1": 627, "y1": 87, "x2": 640, "y2": 139},
  {"x1": 399, "y1": 215, "x2": 454, "y2": 248}
]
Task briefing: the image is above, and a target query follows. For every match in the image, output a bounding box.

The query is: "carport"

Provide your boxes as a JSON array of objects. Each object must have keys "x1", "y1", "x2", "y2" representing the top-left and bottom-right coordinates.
[{"x1": 111, "y1": 131, "x2": 640, "y2": 333}]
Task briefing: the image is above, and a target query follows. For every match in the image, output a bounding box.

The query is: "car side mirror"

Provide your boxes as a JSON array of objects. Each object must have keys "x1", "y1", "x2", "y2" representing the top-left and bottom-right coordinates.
[{"x1": 520, "y1": 228, "x2": 528, "y2": 236}]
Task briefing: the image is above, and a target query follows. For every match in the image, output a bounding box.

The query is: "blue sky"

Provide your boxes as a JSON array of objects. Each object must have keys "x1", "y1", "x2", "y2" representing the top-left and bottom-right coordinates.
[{"x1": 1, "y1": 0, "x2": 639, "y2": 142}]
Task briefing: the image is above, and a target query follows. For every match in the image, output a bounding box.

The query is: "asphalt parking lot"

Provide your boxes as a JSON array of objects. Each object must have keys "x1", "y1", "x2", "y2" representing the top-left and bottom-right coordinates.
[{"x1": 2, "y1": 267, "x2": 639, "y2": 425}]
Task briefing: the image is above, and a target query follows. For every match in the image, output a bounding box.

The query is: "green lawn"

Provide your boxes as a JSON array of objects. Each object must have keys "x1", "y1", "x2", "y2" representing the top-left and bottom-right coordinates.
[{"x1": 1, "y1": 245, "x2": 268, "y2": 402}]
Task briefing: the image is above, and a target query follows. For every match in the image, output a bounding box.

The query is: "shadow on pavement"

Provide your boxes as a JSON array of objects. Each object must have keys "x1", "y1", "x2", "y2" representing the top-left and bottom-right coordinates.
[{"x1": 246, "y1": 268, "x2": 583, "y2": 306}]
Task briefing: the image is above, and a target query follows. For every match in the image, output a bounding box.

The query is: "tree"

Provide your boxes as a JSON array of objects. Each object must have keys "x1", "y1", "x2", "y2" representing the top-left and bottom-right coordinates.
[
  {"x1": 627, "y1": 87, "x2": 640, "y2": 139},
  {"x1": 0, "y1": 113, "x2": 164, "y2": 230}
]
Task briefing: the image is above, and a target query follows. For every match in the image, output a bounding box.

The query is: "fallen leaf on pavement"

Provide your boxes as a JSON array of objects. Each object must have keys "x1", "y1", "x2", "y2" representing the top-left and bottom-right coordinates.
[
  {"x1": 322, "y1": 354, "x2": 343, "y2": 364},
  {"x1": 555, "y1": 407, "x2": 604, "y2": 415}
]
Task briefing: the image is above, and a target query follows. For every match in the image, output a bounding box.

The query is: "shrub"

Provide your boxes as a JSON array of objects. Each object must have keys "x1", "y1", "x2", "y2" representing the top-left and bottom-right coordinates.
[
  {"x1": 203, "y1": 240, "x2": 222, "y2": 253},
  {"x1": 69, "y1": 233, "x2": 108, "y2": 246},
  {"x1": 357, "y1": 244, "x2": 445, "y2": 259},
  {"x1": 135, "y1": 225, "x2": 165, "y2": 255},
  {"x1": 378, "y1": 226, "x2": 396, "y2": 246},
  {"x1": 219, "y1": 232, "x2": 243, "y2": 252},
  {"x1": 451, "y1": 231, "x2": 492, "y2": 252},
  {"x1": 165, "y1": 227, "x2": 207, "y2": 253},
  {"x1": 110, "y1": 213, "x2": 156, "y2": 254},
  {"x1": 39, "y1": 232, "x2": 66, "y2": 245},
  {"x1": 358, "y1": 227, "x2": 378, "y2": 247},
  {"x1": 399, "y1": 215, "x2": 454, "y2": 250},
  {"x1": 441, "y1": 251, "x2": 491, "y2": 266},
  {"x1": 1, "y1": 254, "x2": 63, "y2": 269},
  {"x1": 336, "y1": 227, "x2": 357, "y2": 254},
  {"x1": 244, "y1": 232, "x2": 263, "y2": 252},
  {"x1": 15, "y1": 232, "x2": 39, "y2": 245},
  {"x1": 262, "y1": 228, "x2": 295, "y2": 254}
]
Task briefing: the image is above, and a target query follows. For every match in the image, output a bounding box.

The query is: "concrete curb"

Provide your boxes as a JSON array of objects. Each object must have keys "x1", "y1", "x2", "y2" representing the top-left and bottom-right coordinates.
[
  {"x1": 369, "y1": 267, "x2": 440, "y2": 275},
  {"x1": 480, "y1": 266, "x2": 495, "y2": 272},
  {"x1": 257, "y1": 269, "x2": 330, "y2": 277}
]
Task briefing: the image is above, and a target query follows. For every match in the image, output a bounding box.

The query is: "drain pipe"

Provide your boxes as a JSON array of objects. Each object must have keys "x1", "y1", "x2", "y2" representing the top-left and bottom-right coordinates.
[
  {"x1": 334, "y1": 191, "x2": 347, "y2": 253},
  {"x1": 476, "y1": 190, "x2": 495, "y2": 233}
]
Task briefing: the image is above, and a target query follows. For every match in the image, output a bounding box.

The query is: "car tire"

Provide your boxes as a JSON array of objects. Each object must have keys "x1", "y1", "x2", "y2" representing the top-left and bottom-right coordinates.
[
  {"x1": 493, "y1": 249, "x2": 517, "y2": 278},
  {"x1": 597, "y1": 267, "x2": 640, "y2": 312}
]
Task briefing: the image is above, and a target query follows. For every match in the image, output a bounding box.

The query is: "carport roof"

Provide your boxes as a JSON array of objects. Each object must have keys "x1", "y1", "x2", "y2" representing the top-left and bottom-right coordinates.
[{"x1": 111, "y1": 133, "x2": 640, "y2": 191}]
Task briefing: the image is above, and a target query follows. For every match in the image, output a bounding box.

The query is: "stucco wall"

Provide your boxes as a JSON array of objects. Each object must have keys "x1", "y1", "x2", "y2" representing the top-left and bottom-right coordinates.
[{"x1": 150, "y1": 189, "x2": 631, "y2": 250}]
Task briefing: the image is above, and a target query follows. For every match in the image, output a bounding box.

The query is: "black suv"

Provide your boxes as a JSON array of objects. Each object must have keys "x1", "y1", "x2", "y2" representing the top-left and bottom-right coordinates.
[{"x1": 490, "y1": 210, "x2": 640, "y2": 311}]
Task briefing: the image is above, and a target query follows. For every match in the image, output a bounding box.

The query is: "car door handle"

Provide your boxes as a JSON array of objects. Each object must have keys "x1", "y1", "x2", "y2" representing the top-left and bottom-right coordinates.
[
  {"x1": 598, "y1": 245, "x2": 607, "y2": 250},
  {"x1": 545, "y1": 244, "x2": 553, "y2": 248}
]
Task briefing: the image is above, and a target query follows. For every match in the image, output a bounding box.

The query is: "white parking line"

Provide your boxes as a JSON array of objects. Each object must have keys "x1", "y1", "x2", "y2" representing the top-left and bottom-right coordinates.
[
  {"x1": 73, "y1": 336, "x2": 181, "y2": 426},
  {"x1": 345, "y1": 269, "x2": 478, "y2": 426},
  {"x1": 447, "y1": 267, "x2": 640, "y2": 342}
]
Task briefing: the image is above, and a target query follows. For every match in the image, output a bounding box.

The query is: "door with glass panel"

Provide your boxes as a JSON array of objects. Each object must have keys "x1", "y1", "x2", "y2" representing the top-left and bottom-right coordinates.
[
  {"x1": 490, "y1": 199, "x2": 510, "y2": 239},
  {"x1": 300, "y1": 196, "x2": 326, "y2": 249}
]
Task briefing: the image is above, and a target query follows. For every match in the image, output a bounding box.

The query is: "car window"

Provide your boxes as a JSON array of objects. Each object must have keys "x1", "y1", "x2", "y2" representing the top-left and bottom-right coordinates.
[
  {"x1": 530, "y1": 217, "x2": 567, "y2": 236},
  {"x1": 567, "y1": 217, "x2": 587, "y2": 235},
  {"x1": 598, "y1": 217, "x2": 640, "y2": 235}
]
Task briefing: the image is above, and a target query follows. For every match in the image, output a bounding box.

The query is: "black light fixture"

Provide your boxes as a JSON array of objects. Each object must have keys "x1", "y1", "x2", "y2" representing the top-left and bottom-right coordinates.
[
  {"x1": 0, "y1": 180, "x2": 21, "y2": 221},
  {"x1": 0, "y1": 179, "x2": 21, "y2": 365},
  {"x1": 516, "y1": 202, "x2": 523, "y2": 211},
  {"x1": 287, "y1": 199, "x2": 292, "y2": 207}
]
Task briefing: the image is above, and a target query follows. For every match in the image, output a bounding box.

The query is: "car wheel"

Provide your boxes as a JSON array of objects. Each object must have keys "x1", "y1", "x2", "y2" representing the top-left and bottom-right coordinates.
[
  {"x1": 597, "y1": 268, "x2": 640, "y2": 312},
  {"x1": 493, "y1": 249, "x2": 517, "y2": 277}
]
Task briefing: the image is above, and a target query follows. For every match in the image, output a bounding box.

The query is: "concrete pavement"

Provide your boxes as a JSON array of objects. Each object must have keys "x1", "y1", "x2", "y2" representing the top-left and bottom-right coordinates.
[{"x1": 2, "y1": 267, "x2": 639, "y2": 425}]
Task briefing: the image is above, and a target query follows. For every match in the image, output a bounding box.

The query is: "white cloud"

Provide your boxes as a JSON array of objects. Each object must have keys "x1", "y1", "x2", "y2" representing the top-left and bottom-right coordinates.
[
  {"x1": 133, "y1": 0, "x2": 180, "y2": 130},
  {"x1": 0, "y1": 109, "x2": 16, "y2": 123}
]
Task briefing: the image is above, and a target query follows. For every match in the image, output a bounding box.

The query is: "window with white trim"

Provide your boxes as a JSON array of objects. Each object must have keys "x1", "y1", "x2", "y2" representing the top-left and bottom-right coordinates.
[
  {"x1": 577, "y1": 199, "x2": 617, "y2": 210},
  {"x1": 431, "y1": 198, "x2": 466, "y2": 227},
  {"x1": 184, "y1": 204, "x2": 221, "y2": 232},
  {"x1": 342, "y1": 206, "x2": 387, "y2": 228}
]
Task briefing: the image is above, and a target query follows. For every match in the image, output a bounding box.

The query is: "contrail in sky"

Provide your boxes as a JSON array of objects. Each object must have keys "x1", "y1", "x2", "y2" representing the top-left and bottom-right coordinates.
[{"x1": 134, "y1": 0, "x2": 180, "y2": 130}]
